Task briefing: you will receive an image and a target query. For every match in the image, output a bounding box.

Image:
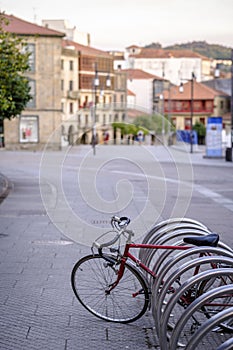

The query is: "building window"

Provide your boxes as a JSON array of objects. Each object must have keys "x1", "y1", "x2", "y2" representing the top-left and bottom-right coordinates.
[
  {"x1": 200, "y1": 117, "x2": 205, "y2": 125},
  {"x1": 184, "y1": 118, "x2": 191, "y2": 130},
  {"x1": 69, "y1": 102, "x2": 73, "y2": 114},
  {"x1": 61, "y1": 80, "x2": 64, "y2": 91},
  {"x1": 182, "y1": 101, "x2": 189, "y2": 111},
  {"x1": 61, "y1": 102, "x2": 64, "y2": 112},
  {"x1": 113, "y1": 95, "x2": 117, "y2": 104},
  {"x1": 26, "y1": 79, "x2": 36, "y2": 108},
  {"x1": 194, "y1": 101, "x2": 202, "y2": 111},
  {"x1": 22, "y1": 43, "x2": 35, "y2": 72},
  {"x1": 175, "y1": 101, "x2": 182, "y2": 111},
  {"x1": 83, "y1": 96, "x2": 88, "y2": 108},
  {"x1": 69, "y1": 80, "x2": 73, "y2": 91},
  {"x1": 220, "y1": 100, "x2": 224, "y2": 109},
  {"x1": 172, "y1": 117, "x2": 177, "y2": 126},
  {"x1": 19, "y1": 115, "x2": 38, "y2": 143},
  {"x1": 69, "y1": 60, "x2": 73, "y2": 71},
  {"x1": 205, "y1": 101, "x2": 213, "y2": 111},
  {"x1": 61, "y1": 59, "x2": 64, "y2": 70},
  {"x1": 121, "y1": 94, "x2": 124, "y2": 106}
]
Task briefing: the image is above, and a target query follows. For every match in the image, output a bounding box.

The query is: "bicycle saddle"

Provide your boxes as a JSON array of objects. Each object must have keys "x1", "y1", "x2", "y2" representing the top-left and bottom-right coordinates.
[{"x1": 183, "y1": 233, "x2": 219, "y2": 247}]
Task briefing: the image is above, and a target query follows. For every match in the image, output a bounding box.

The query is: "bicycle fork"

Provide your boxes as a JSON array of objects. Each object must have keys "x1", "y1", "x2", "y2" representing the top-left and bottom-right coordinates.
[{"x1": 105, "y1": 257, "x2": 127, "y2": 294}]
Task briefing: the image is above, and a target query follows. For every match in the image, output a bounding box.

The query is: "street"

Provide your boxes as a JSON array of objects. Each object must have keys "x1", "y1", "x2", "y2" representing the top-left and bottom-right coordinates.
[{"x1": 0, "y1": 144, "x2": 233, "y2": 349}]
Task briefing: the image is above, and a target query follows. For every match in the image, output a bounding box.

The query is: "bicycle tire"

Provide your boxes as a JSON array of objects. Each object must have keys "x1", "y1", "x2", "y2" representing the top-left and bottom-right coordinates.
[{"x1": 71, "y1": 254, "x2": 149, "y2": 323}]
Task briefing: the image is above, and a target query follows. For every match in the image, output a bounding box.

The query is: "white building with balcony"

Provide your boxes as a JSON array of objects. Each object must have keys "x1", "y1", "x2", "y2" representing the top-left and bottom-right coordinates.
[{"x1": 113, "y1": 46, "x2": 212, "y2": 86}]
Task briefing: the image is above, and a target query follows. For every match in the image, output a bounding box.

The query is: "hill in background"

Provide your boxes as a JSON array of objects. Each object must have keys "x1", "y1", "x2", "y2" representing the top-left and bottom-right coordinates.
[{"x1": 145, "y1": 41, "x2": 232, "y2": 60}]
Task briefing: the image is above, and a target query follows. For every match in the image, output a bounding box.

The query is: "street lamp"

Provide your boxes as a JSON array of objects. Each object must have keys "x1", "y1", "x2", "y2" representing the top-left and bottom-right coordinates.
[
  {"x1": 231, "y1": 49, "x2": 233, "y2": 158},
  {"x1": 92, "y1": 65, "x2": 99, "y2": 155},
  {"x1": 92, "y1": 63, "x2": 111, "y2": 155},
  {"x1": 179, "y1": 72, "x2": 195, "y2": 153}
]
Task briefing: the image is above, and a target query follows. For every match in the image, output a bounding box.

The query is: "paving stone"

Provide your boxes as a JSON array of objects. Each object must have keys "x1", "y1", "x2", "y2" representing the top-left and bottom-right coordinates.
[{"x1": 0, "y1": 147, "x2": 232, "y2": 350}]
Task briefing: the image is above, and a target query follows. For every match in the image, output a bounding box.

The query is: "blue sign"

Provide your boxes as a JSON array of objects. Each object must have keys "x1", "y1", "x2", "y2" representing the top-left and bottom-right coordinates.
[
  {"x1": 176, "y1": 130, "x2": 198, "y2": 144},
  {"x1": 206, "y1": 117, "x2": 222, "y2": 157}
]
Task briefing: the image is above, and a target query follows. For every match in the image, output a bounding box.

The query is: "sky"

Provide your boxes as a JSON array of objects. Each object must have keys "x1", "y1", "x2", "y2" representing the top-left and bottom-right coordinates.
[{"x1": 1, "y1": 0, "x2": 233, "y2": 51}]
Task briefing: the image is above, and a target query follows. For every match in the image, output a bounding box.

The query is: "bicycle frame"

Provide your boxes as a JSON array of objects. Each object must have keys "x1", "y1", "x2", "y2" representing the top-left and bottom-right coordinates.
[
  {"x1": 105, "y1": 242, "x2": 233, "y2": 305},
  {"x1": 106, "y1": 242, "x2": 190, "y2": 292},
  {"x1": 123, "y1": 242, "x2": 190, "y2": 278}
]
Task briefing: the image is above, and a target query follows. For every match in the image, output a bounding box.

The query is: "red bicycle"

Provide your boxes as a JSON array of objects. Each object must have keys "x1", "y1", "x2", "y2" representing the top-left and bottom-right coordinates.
[{"x1": 71, "y1": 216, "x2": 233, "y2": 326}]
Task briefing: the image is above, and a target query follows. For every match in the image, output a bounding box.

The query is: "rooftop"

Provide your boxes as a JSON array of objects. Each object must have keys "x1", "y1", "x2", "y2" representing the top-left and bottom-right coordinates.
[
  {"x1": 124, "y1": 68, "x2": 162, "y2": 80},
  {"x1": 1, "y1": 13, "x2": 65, "y2": 37},
  {"x1": 163, "y1": 80, "x2": 228, "y2": 100},
  {"x1": 127, "y1": 47, "x2": 209, "y2": 60},
  {"x1": 63, "y1": 39, "x2": 111, "y2": 58},
  {"x1": 127, "y1": 89, "x2": 136, "y2": 96}
]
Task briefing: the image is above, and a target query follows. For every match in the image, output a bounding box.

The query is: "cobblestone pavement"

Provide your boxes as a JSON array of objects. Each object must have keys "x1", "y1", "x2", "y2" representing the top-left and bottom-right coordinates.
[{"x1": 0, "y1": 145, "x2": 232, "y2": 349}]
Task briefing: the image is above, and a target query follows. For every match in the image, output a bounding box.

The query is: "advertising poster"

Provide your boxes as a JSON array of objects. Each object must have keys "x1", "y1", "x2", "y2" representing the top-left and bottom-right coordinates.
[
  {"x1": 20, "y1": 116, "x2": 38, "y2": 143},
  {"x1": 206, "y1": 117, "x2": 222, "y2": 157}
]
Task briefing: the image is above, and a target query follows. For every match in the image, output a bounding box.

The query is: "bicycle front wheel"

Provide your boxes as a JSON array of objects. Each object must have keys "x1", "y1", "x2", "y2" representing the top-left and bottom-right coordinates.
[{"x1": 71, "y1": 254, "x2": 149, "y2": 323}]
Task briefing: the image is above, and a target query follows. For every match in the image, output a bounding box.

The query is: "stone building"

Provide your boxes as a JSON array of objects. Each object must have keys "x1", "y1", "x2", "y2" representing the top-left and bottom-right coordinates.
[
  {"x1": 2, "y1": 15, "x2": 128, "y2": 149},
  {"x1": 59, "y1": 39, "x2": 127, "y2": 146},
  {"x1": 3, "y1": 14, "x2": 65, "y2": 150}
]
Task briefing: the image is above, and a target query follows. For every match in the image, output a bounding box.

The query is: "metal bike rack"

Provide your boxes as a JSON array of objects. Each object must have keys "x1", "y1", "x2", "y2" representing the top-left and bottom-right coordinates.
[
  {"x1": 154, "y1": 257, "x2": 233, "y2": 338},
  {"x1": 169, "y1": 285, "x2": 233, "y2": 350},
  {"x1": 153, "y1": 246, "x2": 233, "y2": 300},
  {"x1": 141, "y1": 217, "x2": 209, "y2": 245},
  {"x1": 142, "y1": 228, "x2": 210, "y2": 273},
  {"x1": 139, "y1": 222, "x2": 210, "y2": 265},
  {"x1": 216, "y1": 338, "x2": 233, "y2": 350},
  {"x1": 158, "y1": 269, "x2": 233, "y2": 350},
  {"x1": 185, "y1": 306, "x2": 233, "y2": 350},
  {"x1": 152, "y1": 247, "x2": 233, "y2": 327},
  {"x1": 138, "y1": 218, "x2": 233, "y2": 349}
]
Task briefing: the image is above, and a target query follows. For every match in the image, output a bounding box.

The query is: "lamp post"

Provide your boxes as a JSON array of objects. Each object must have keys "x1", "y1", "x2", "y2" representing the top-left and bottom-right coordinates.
[
  {"x1": 92, "y1": 64, "x2": 99, "y2": 155},
  {"x1": 92, "y1": 63, "x2": 111, "y2": 155},
  {"x1": 160, "y1": 66, "x2": 165, "y2": 142},
  {"x1": 179, "y1": 72, "x2": 195, "y2": 153},
  {"x1": 231, "y1": 49, "x2": 233, "y2": 154}
]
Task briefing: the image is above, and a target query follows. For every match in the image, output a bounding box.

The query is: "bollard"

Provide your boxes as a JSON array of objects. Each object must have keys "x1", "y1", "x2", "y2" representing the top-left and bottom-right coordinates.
[{"x1": 225, "y1": 147, "x2": 232, "y2": 162}]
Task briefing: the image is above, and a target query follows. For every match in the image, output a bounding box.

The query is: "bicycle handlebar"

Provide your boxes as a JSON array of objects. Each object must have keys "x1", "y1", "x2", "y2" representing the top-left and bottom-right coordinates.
[
  {"x1": 92, "y1": 216, "x2": 133, "y2": 250},
  {"x1": 111, "y1": 215, "x2": 131, "y2": 230}
]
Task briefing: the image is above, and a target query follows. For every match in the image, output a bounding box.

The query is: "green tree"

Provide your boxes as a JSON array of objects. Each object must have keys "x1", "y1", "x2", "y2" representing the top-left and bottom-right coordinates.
[
  {"x1": 193, "y1": 121, "x2": 206, "y2": 145},
  {"x1": 112, "y1": 122, "x2": 149, "y2": 136},
  {"x1": 0, "y1": 14, "x2": 31, "y2": 120},
  {"x1": 133, "y1": 114, "x2": 175, "y2": 134}
]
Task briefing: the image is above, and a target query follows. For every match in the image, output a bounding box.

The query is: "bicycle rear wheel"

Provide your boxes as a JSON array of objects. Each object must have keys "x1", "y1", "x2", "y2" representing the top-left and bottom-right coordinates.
[{"x1": 71, "y1": 254, "x2": 149, "y2": 323}]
